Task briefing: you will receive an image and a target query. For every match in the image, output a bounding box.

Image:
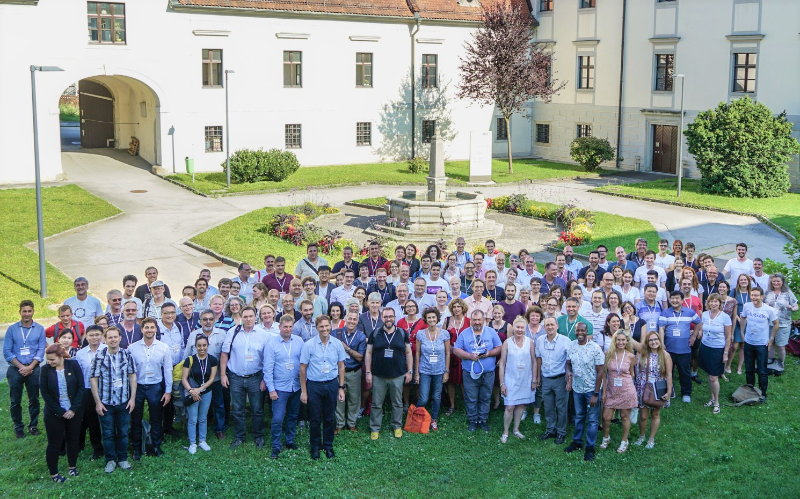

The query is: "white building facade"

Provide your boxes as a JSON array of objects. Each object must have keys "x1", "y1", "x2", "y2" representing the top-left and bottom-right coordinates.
[
  {"x1": 532, "y1": 0, "x2": 800, "y2": 190},
  {"x1": 0, "y1": 0, "x2": 534, "y2": 184}
]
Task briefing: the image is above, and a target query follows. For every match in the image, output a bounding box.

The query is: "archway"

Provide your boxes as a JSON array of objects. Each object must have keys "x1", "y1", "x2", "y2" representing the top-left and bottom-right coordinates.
[{"x1": 57, "y1": 75, "x2": 161, "y2": 167}]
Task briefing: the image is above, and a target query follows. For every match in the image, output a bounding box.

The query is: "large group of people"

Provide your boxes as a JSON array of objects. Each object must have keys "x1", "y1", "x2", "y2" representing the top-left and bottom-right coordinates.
[{"x1": 3, "y1": 236, "x2": 797, "y2": 480}]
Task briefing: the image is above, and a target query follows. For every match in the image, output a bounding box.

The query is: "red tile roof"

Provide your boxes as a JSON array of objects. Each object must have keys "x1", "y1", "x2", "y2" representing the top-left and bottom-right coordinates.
[{"x1": 173, "y1": 0, "x2": 533, "y2": 22}]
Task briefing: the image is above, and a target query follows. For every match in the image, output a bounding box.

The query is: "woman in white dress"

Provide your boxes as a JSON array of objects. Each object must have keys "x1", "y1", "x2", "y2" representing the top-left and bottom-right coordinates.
[{"x1": 498, "y1": 317, "x2": 537, "y2": 443}]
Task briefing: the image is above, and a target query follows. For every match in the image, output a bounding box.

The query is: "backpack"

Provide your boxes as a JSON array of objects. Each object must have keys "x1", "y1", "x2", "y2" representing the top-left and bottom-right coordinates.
[
  {"x1": 767, "y1": 364, "x2": 784, "y2": 377},
  {"x1": 731, "y1": 384, "x2": 762, "y2": 406},
  {"x1": 141, "y1": 420, "x2": 156, "y2": 456},
  {"x1": 403, "y1": 404, "x2": 432, "y2": 434},
  {"x1": 787, "y1": 338, "x2": 800, "y2": 357}
]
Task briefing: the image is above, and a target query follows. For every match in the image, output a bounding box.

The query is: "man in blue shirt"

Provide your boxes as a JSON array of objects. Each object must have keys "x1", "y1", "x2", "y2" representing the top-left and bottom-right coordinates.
[
  {"x1": 536, "y1": 317, "x2": 572, "y2": 444},
  {"x1": 3, "y1": 300, "x2": 47, "y2": 439},
  {"x1": 658, "y1": 291, "x2": 702, "y2": 403},
  {"x1": 264, "y1": 315, "x2": 304, "y2": 459},
  {"x1": 300, "y1": 315, "x2": 347, "y2": 459},
  {"x1": 333, "y1": 312, "x2": 367, "y2": 433},
  {"x1": 453, "y1": 310, "x2": 502, "y2": 432},
  {"x1": 292, "y1": 301, "x2": 317, "y2": 341}
]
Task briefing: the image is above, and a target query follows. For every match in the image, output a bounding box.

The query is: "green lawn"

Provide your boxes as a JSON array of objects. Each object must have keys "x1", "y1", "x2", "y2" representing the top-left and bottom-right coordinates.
[
  {"x1": 0, "y1": 185, "x2": 120, "y2": 322},
  {"x1": 190, "y1": 206, "x2": 345, "y2": 273},
  {"x1": 350, "y1": 196, "x2": 388, "y2": 207},
  {"x1": 2, "y1": 368, "x2": 799, "y2": 497},
  {"x1": 167, "y1": 158, "x2": 601, "y2": 196},
  {"x1": 58, "y1": 103, "x2": 80, "y2": 123},
  {"x1": 595, "y1": 179, "x2": 800, "y2": 234}
]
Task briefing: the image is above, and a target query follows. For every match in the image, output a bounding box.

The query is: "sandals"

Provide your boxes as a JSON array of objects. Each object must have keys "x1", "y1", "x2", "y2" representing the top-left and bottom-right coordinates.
[
  {"x1": 704, "y1": 399, "x2": 716, "y2": 408},
  {"x1": 616, "y1": 440, "x2": 629, "y2": 453},
  {"x1": 51, "y1": 473, "x2": 67, "y2": 483},
  {"x1": 713, "y1": 405, "x2": 721, "y2": 415},
  {"x1": 445, "y1": 408, "x2": 455, "y2": 417},
  {"x1": 599, "y1": 436, "x2": 611, "y2": 449},
  {"x1": 721, "y1": 374, "x2": 729, "y2": 382},
  {"x1": 501, "y1": 434, "x2": 509, "y2": 444},
  {"x1": 632, "y1": 436, "x2": 646, "y2": 446},
  {"x1": 68, "y1": 468, "x2": 79, "y2": 477},
  {"x1": 645, "y1": 438, "x2": 656, "y2": 449},
  {"x1": 513, "y1": 431, "x2": 525, "y2": 440}
]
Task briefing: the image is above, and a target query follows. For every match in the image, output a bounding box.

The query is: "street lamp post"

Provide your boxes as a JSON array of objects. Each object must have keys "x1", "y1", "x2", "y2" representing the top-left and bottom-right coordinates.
[
  {"x1": 30, "y1": 65, "x2": 64, "y2": 299},
  {"x1": 672, "y1": 73, "x2": 686, "y2": 197},
  {"x1": 168, "y1": 126, "x2": 175, "y2": 173},
  {"x1": 225, "y1": 69, "x2": 235, "y2": 189}
]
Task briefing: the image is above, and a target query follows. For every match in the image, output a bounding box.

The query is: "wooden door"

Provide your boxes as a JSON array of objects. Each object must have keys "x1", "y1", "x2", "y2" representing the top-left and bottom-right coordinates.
[
  {"x1": 652, "y1": 125, "x2": 678, "y2": 174},
  {"x1": 79, "y1": 79, "x2": 114, "y2": 148}
]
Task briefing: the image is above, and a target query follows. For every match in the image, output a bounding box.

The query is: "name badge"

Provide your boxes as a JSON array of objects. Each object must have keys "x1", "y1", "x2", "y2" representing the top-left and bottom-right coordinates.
[
  {"x1": 321, "y1": 363, "x2": 331, "y2": 374},
  {"x1": 384, "y1": 349, "x2": 394, "y2": 358},
  {"x1": 648, "y1": 320, "x2": 657, "y2": 331},
  {"x1": 20, "y1": 347, "x2": 31, "y2": 356},
  {"x1": 113, "y1": 378, "x2": 123, "y2": 389},
  {"x1": 285, "y1": 363, "x2": 294, "y2": 371},
  {"x1": 245, "y1": 354, "x2": 254, "y2": 362},
  {"x1": 613, "y1": 377, "x2": 623, "y2": 387},
  {"x1": 172, "y1": 345, "x2": 179, "y2": 353},
  {"x1": 429, "y1": 355, "x2": 438, "y2": 364},
  {"x1": 673, "y1": 328, "x2": 681, "y2": 337}
]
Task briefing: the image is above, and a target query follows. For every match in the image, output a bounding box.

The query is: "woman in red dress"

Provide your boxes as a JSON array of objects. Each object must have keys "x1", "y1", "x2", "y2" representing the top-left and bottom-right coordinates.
[
  {"x1": 398, "y1": 300, "x2": 426, "y2": 410},
  {"x1": 443, "y1": 298, "x2": 470, "y2": 416}
]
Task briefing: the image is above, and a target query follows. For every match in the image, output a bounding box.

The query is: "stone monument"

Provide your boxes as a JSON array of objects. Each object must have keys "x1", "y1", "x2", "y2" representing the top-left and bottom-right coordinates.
[
  {"x1": 366, "y1": 128, "x2": 502, "y2": 243},
  {"x1": 468, "y1": 131, "x2": 493, "y2": 184}
]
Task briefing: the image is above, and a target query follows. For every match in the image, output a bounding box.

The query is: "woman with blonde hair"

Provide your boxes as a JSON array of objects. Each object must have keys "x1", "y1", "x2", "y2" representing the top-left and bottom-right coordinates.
[
  {"x1": 600, "y1": 331, "x2": 638, "y2": 453},
  {"x1": 633, "y1": 331, "x2": 673, "y2": 449},
  {"x1": 249, "y1": 283, "x2": 269, "y2": 312},
  {"x1": 498, "y1": 317, "x2": 536, "y2": 442}
]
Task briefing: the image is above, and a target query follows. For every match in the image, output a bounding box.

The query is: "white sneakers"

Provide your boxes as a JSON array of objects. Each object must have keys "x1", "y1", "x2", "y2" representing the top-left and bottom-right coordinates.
[
  {"x1": 104, "y1": 461, "x2": 116, "y2": 473},
  {"x1": 682, "y1": 395, "x2": 691, "y2": 403},
  {"x1": 189, "y1": 444, "x2": 197, "y2": 454},
  {"x1": 118, "y1": 461, "x2": 132, "y2": 470},
  {"x1": 198, "y1": 442, "x2": 211, "y2": 452},
  {"x1": 533, "y1": 414, "x2": 542, "y2": 424}
]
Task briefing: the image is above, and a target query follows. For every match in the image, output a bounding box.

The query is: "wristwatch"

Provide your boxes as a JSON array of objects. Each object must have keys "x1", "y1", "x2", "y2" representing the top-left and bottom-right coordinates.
[
  {"x1": 339, "y1": 385, "x2": 346, "y2": 390},
  {"x1": 593, "y1": 392, "x2": 599, "y2": 397},
  {"x1": 445, "y1": 369, "x2": 450, "y2": 373},
  {"x1": 407, "y1": 370, "x2": 413, "y2": 374}
]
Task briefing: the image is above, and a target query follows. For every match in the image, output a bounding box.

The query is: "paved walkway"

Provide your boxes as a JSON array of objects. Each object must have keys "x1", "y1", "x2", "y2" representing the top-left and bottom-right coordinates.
[{"x1": 25, "y1": 152, "x2": 796, "y2": 307}]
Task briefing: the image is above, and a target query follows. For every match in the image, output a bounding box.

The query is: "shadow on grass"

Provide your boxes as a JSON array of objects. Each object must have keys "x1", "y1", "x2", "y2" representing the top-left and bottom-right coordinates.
[{"x1": 0, "y1": 270, "x2": 41, "y2": 295}]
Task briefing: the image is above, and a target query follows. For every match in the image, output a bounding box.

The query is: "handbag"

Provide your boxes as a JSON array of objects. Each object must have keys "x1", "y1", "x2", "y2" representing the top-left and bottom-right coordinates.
[
  {"x1": 642, "y1": 354, "x2": 666, "y2": 409},
  {"x1": 403, "y1": 404, "x2": 432, "y2": 434},
  {"x1": 181, "y1": 357, "x2": 200, "y2": 408}
]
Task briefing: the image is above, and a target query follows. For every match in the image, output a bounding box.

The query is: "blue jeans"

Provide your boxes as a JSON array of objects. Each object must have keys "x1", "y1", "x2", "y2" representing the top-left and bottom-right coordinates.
[
  {"x1": 462, "y1": 369, "x2": 495, "y2": 423},
  {"x1": 270, "y1": 390, "x2": 301, "y2": 451},
  {"x1": 417, "y1": 373, "x2": 444, "y2": 421},
  {"x1": 572, "y1": 390, "x2": 601, "y2": 448},
  {"x1": 130, "y1": 383, "x2": 165, "y2": 450},
  {"x1": 99, "y1": 403, "x2": 130, "y2": 463},
  {"x1": 211, "y1": 380, "x2": 226, "y2": 432},
  {"x1": 186, "y1": 391, "x2": 213, "y2": 444},
  {"x1": 229, "y1": 372, "x2": 265, "y2": 440},
  {"x1": 307, "y1": 379, "x2": 337, "y2": 452}
]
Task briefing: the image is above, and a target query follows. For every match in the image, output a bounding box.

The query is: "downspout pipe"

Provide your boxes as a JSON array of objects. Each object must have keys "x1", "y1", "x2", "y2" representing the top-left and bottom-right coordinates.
[
  {"x1": 410, "y1": 13, "x2": 421, "y2": 159},
  {"x1": 615, "y1": 0, "x2": 627, "y2": 168}
]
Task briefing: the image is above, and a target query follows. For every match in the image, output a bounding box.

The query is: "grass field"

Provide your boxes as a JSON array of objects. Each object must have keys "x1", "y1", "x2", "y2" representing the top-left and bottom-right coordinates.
[
  {"x1": 2, "y1": 366, "x2": 799, "y2": 497},
  {"x1": 0, "y1": 185, "x2": 120, "y2": 323},
  {"x1": 595, "y1": 179, "x2": 800, "y2": 234},
  {"x1": 166, "y1": 158, "x2": 601, "y2": 196}
]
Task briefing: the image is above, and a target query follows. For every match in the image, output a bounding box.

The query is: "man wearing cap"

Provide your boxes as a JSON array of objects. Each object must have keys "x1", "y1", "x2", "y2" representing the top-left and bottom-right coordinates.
[
  {"x1": 142, "y1": 280, "x2": 177, "y2": 321},
  {"x1": 64, "y1": 277, "x2": 104, "y2": 329}
]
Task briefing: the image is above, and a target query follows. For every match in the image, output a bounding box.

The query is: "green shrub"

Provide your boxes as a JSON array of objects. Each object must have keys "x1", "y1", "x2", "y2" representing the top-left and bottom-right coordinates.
[
  {"x1": 763, "y1": 223, "x2": 800, "y2": 297},
  {"x1": 407, "y1": 157, "x2": 428, "y2": 174},
  {"x1": 570, "y1": 137, "x2": 615, "y2": 172},
  {"x1": 685, "y1": 97, "x2": 800, "y2": 198},
  {"x1": 59, "y1": 103, "x2": 80, "y2": 122},
  {"x1": 223, "y1": 148, "x2": 300, "y2": 184}
]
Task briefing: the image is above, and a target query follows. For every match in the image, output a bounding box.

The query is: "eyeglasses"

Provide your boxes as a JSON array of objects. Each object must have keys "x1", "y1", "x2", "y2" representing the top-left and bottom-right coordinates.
[
  {"x1": 163, "y1": 311, "x2": 176, "y2": 315},
  {"x1": 124, "y1": 309, "x2": 137, "y2": 313},
  {"x1": 201, "y1": 318, "x2": 215, "y2": 322},
  {"x1": 110, "y1": 298, "x2": 122, "y2": 302}
]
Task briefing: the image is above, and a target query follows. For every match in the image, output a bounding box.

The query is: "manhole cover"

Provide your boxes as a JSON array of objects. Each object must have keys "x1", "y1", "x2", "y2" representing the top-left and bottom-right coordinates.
[{"x1": 130, "y1": 190, "x2": 147, "y2": 193}]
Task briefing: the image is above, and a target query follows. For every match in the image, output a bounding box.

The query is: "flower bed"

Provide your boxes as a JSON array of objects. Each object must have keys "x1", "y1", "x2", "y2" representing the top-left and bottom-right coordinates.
[
  {"x1": 268, "y1": 202, "x2": 343, "y2": 254},
  {"x1": 486, "y1": 194, "x2": 595, "y2": 247}
]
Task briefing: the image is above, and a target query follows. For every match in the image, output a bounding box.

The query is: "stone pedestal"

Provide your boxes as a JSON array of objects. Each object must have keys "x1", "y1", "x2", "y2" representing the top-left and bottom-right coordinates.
[{"x1": 427, "y1": 176, "x2": 447, "y2": 203}]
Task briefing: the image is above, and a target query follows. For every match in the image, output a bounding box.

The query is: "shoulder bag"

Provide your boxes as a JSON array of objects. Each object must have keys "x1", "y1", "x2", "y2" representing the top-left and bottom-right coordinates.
[{"x1": 642, "y1": 354, "x2": 666, "y2": 409}]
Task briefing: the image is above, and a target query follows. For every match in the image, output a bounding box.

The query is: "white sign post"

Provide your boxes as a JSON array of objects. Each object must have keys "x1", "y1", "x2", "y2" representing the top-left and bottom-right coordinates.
[{"x1": 469, "y1": 131, "x2": 493, "y2": 184}]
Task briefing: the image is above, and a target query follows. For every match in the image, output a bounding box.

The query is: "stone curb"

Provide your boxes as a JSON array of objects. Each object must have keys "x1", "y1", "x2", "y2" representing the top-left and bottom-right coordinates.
[
  {"x1": 161, "y1": 175, "x2": 210, "y2": 198},
  {"x1": 344, "y1": 202, "x2": 385, "y2": 211},
  {"x1": 590, "y1": 188, "x2": 796, "y2": 242},
  {"x1": 184, "y1": 240, "x2": 243, "y2": 269}
]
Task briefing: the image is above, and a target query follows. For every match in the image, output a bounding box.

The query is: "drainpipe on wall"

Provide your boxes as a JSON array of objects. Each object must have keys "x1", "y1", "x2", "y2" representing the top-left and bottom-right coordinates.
[
  {"x1": 615, "y1": 0, "x2": 628, "y2": 168},
  {"x1": 410, "y1": 12, "x2": 421, "y2": 159}
]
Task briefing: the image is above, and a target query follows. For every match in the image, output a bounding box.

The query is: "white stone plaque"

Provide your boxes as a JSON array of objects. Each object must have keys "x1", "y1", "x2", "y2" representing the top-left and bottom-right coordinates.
[{"x1": 469, "y1": 131, "x2": 492, "y2": 183}]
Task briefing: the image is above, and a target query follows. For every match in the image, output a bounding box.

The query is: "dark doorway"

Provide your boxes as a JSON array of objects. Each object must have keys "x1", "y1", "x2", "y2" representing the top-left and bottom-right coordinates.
[
  {"x1": 652, "y1": 124, "x2": 678, "y2": 174},
  {"x1": 79, "y1": 79, "x2": 114, "y2": 148}
]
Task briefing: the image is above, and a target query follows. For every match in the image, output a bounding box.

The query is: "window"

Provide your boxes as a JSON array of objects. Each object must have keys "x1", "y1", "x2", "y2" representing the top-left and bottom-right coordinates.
[
  {"x1": 422, "y1": 55, "x2": 438, "y2": 88},
  {"x1": 577, "y1": 124, "x2": 593, "y2": 138},
  {"x1": 540, "y1": 0, "x2": 553, "y2": 11},
  {"x1": 202, "y1": 50, "x2": 223, "y2": 88},
  {"x1": 578, "y1": 56, "x2": 595, "y2": 89},
  {"x1": 733, "y1": 53, "x2": 757, "y2": 93},
  {"x1": 496, "y1": 118, "x2": 508, "y2": 141},
  {"x1": 422, "y1": 120, "x2": 436, "y2": 143},
  {"x1": 654, "y1": 54, "x2": 674, "y2": 91},
  {"x1": 205, "y1": 126, "x2": 223, "y2": 152},
  {"x1": 356, "y1": 53, "x2": 373, "y2": 87},
  {"x1": 87, "y1": 2, "x2": 125, "y2": 44},
  {"x1": 283, "y1": 51, "x2": 302, "y2": 87},
  {"x1": 536, "y1": 124, "x2": 551, "y2": 144},
  {"x1": 285, "y1": 124, "x2": 302, "y2": 149},
  {"x1": 356, "y1": 122, "x2": 372, "y2": 146},
  {"x1": 580, "y1": 0, "x2": 596, "y2": 8}
]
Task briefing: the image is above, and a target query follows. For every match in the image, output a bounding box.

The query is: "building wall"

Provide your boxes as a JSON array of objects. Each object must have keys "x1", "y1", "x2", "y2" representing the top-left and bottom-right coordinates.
[
  {"x1": 0, "y1": 0, "x2": 525, "y2": 184},
  {"x1": 532, "y1": 0, "x2": 800, "y2": 189}
]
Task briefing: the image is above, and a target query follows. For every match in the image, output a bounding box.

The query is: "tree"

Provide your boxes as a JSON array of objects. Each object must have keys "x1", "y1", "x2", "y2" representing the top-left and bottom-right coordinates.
[
  {"x1": 684, "y1": 97, "x2": 800, "y2": 198},
  {"x1": 457, "y1": 0, "x2": 565, "y2": 174},
  {"x1": 570, "y1": 137, "x2": 615, "y2": 173}
]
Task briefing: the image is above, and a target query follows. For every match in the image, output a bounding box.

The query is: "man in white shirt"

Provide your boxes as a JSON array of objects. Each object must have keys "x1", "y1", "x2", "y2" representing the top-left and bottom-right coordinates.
[
  {"x1": 723, "y1": 243, "x2": 755, "y2": 284},
  {"x1": 482, "y1": 240, "x2": 498, "y2": 272},
  {"x1": 121, "y1": 275, "x2": 144, "y2": 319},
  {"x1": 563, "y1": 245, "x2": 583, "y2": 278},
  {"x1": 453, "y1": 237, "x2": 472, "y2": 270},
  {"x1": 519, "y1": 256, "x2": 543, "y2": 284},
  {"x1": 654, "y1": 239, "x2": 676, "y2": 271},
  {"x1": 740, "y1": 288, "x2": 779, "y2": 403},
  {"x1": 596, "y1": 245, "x2": 610, "y2": 271},
  {"x1": 232, "y1": 262, "x2": 258, "y2": 303},
  {"x1": 128, "y1": 318, "x2": 172, "y2": 459},
  {"x1": 295, "y1": 243, "x2": 329, "y2": 283},
  {"x1": 634, "y1": 251, "x2": 667, "y2": 290},
  {"x1": 386, "y1": 283, "x2": 411, "y2": 318},
  {"x1": 156, "y1": 303, "x2": 184, "y2": 437},
  {"x1": 583, "y1": 291, "x2": 609, "y2": 347},
  {"x1": 330, "y1": 269, "x2": 357, "y2": 306},
  {"x1": 254, "y1": 254, "x2": 276, "y2": 283},
  {"x1": 64, "y1": 277, "x2": 105, "y2": 329},
  {"x1": 199, "y1": 269, "x2": 220, "y2": 296},
  {"x1": 751, "y1": 258, "x2": 769, "y2": 290},
  {"x1": 410, "y1": 278, "x2": 436, "y2": 310}
]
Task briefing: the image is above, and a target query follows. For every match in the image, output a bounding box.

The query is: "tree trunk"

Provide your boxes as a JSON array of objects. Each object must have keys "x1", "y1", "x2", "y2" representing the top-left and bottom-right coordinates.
[{"x1": 505, "y1": 115, "x2": 513, "y2": 174}]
